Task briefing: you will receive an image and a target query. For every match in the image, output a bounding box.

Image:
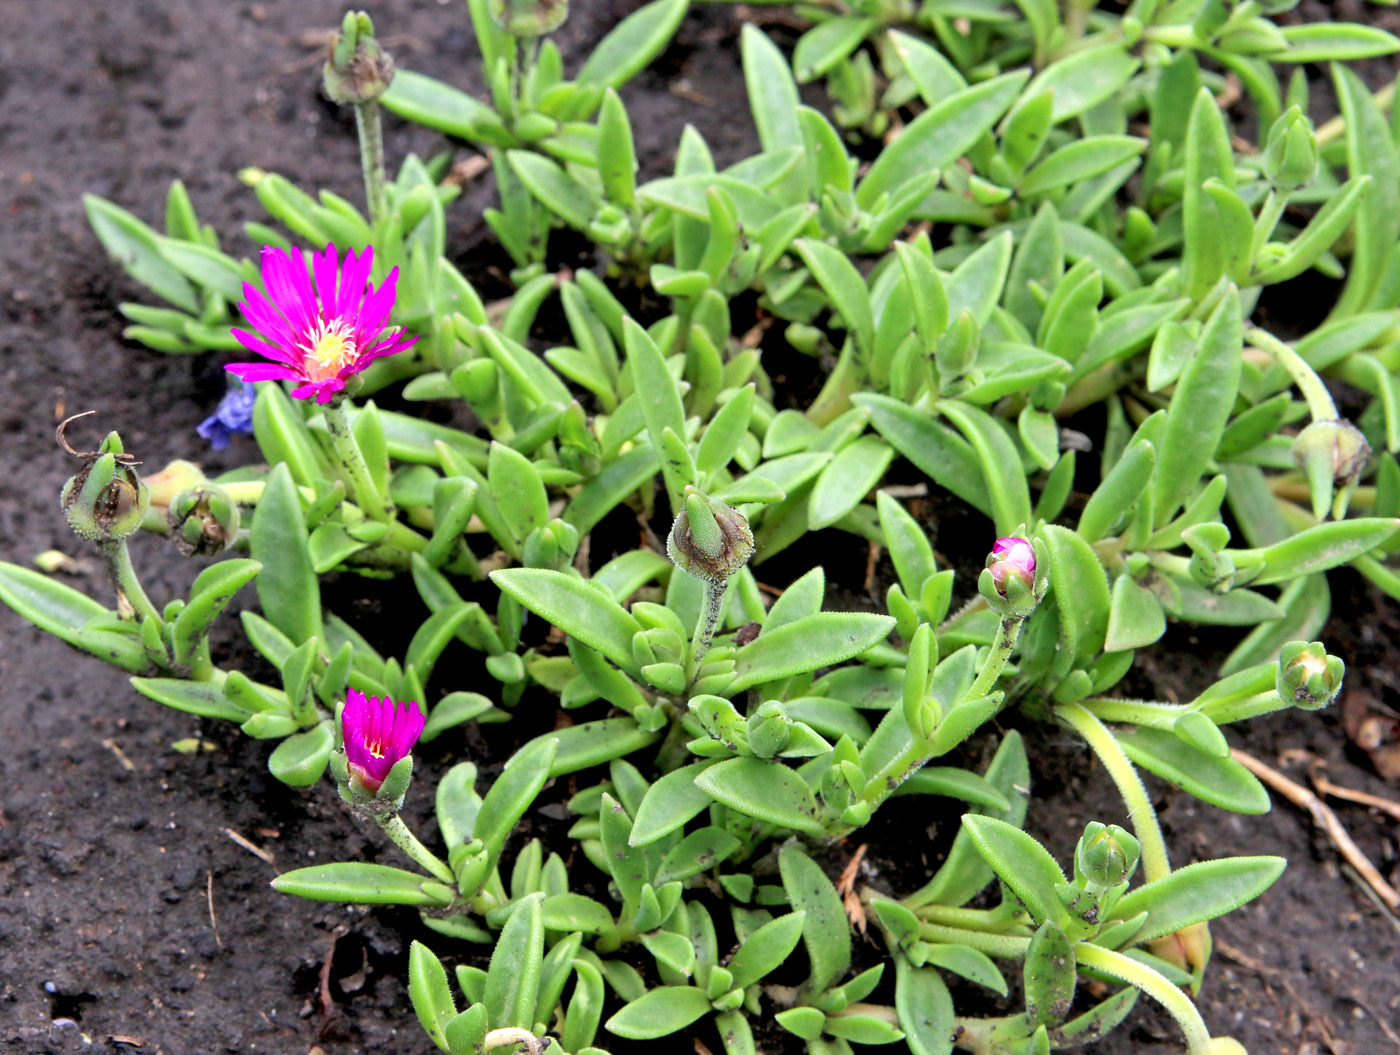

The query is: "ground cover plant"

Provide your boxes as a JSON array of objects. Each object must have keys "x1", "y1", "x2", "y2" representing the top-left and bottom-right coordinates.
[{"x1": 4, "y1": 0, "x2": 1400, "y2": 1052}]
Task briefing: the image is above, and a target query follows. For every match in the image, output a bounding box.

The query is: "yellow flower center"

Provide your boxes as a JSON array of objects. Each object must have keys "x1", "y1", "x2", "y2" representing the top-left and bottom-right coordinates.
[{"x1": 302, "y1": 317, "x2": 357, "y2": 379}]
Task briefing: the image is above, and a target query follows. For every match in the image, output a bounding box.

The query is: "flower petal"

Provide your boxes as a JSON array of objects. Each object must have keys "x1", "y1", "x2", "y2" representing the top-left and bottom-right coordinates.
[
  {"x1": 226, "y1": 362, "x2": 301, "y2": 384},
  {"x1": 311, "y1": 245, "x2": 342, "y2": 323},
  {"x1": 238, "y1": 282, "x2": 297, "y2": 349},
  {"x1": 230, "y1": 327, "x2": 300, "y2": 368},
  {"x1": 261, "y1": 247, "x2": 317, "y2": 336}
]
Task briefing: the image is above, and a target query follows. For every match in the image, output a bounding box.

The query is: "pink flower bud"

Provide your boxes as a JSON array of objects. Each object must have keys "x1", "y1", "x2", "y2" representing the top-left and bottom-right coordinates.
[{"x1": 988, "y1": 537, "x2": 1036, "y2": 596}]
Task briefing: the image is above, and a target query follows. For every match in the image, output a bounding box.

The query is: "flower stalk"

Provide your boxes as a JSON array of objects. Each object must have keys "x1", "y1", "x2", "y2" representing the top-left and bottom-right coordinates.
[{"x1": 324, "y1": 397, "x2": 394, "y2": 523}]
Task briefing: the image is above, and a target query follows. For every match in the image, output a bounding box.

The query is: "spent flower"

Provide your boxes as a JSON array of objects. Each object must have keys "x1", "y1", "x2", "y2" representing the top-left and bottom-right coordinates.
[
  {"x1": 58, "y1": 419, "x2": 149, "y2": 543},
  {"x1": 227, "y1": 245, "x2": 417, "y2": 404}
]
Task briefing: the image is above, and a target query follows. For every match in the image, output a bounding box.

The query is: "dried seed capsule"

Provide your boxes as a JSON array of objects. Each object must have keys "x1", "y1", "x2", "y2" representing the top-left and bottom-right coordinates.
[
  {"x1": 322, "y1": 11, "x2": 394, "y2": 105},
  {"x1": 60, "y1": 430, "x2": 149, "y2": 542},
  {"x1": 667, "y1": 488, "x2": 755, "y2": 583}
]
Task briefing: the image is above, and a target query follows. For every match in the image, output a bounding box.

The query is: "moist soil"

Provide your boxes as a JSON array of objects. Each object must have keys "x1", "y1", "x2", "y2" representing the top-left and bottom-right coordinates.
[{"x1": 2, "y1": 2, "x2": 1399, "y2": 1054}]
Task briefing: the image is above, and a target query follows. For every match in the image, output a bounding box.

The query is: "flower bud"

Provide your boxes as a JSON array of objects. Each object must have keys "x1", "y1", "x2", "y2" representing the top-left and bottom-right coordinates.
[
  {"x1": 167, "y1": 486, "x2": 241, "y2": 557},
  {"x1": 1075, "y1": 821, "x2": 1140, "y2": 888},
  {"x1": 60, "y1": 431, "x2": 149, "y2": 542},
  {"x1": 1292, "y1": 417, "x2": 1371, "y2": 521},
  {"x1": 667, "y1": 488, "x2": 755, "y2": 582},
  {"x1": 323, "y1": 11, "x2": 394, "y2": 106},
  {"x1": 978, "y1": 535, "x2": 1044, "y2": 617},
  {"x1": 1262, "y1": 106, "x2": 1318, "y2": 192},
  {"x1": 746, "y1": 700, "x2": 792, "y2": 760},
  {"x1": 1276, "y1": 640, "x2": 1344, "y2": 710},
  {"x1": 488, "y1": 0, "x2": 568, "y2": 37}
]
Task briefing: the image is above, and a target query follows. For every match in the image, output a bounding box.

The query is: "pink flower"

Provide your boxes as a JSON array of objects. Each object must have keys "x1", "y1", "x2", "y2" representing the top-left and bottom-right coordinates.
[
  {"x1": 341, "y1": 689, "x2": 424, "y2": 793},
  {"x1": 988, "y1": 536, "x2": 1035, "y2": 596},
  {"x1": 227, "y1": 245, "x2": 417, "y2": 404}
]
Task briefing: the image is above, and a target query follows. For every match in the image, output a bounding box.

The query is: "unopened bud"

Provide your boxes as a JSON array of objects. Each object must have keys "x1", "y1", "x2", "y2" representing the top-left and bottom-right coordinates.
[
  {"x1": 167, "y1": 486, "x2": 241, "y2": 557},
  {"x1": 1276, "y1": 640, "x2": 1344, "y2": 710},
  {"x1": 978, "y1": 535, "x2": 1044, "y2": 617},
  {"x1": 1076, "y1": 821, "x2": 1140, "y2": 888},
  {"x1": 323, "y1": 11, "x2": 394, "y2": 106},
  {"x1": 1262, "y1": 106, "x2": 1318, "y2": 192},
  {"x1": 60, "y1": 431, "x2": 149, "y2": 542},
  {"x1": 667, "y1": 488, "x2": 755, "y2": 582},
  {"x1": 488, "y1": 0, "x2": 568, "y2": 36}
]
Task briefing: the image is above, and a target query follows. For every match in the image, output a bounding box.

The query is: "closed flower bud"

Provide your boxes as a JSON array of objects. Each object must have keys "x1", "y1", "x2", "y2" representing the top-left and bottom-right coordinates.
[
  {"x1": 1262, "y1": 106, "x2": 1318, "y2": 192},
  {"x1": 323, "y1": 11, "x2": 395, "y2": 106},
  {"x1": 488, "y1": 0, "x2": 568, "y2": 36},
  {"x1": 1076, "y1": 821, "x2": 1140, "y2": 888},
  {"x1": 60, "y1": 429, "x2": 149, "y2": 542},
  {"x1": 1276, "y1": 640, "x2": 1344, "y2": 710},
  {"x1": 746, "y1": 700, "x2": 792, "y2": 759},
  {"x1": 167, "y1": 486, "x2": 241, "y2": 557},
  {"x1": 978, "y1": 535, "x2": 1045, "y2": 617},
  {"x1": 668, "y1": 488, "x2": 755, "y2": 582}
]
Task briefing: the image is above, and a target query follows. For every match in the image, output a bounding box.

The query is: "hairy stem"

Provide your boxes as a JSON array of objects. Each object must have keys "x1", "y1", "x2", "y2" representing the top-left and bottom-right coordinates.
[
  {"x1": 1248, "y1": 327, "x2": 1338, "y2": 422},
  {"x1": 968, "y1": 615, "x2": 1024, "y2": 700},
  {"x1": 1056, "y1": 702, "x2": 1171, "y2": 884},
  {"x1": 354, "y1": 101, "x2": 387, "y2": 225},
  {"x1": 324, "y1": 399, "x2": 393, "y2": 523},
  {"x1": 377, "y1": 814, "x2": 455, "y2": 885},
  {"x1": 1074, "y1": 943, "x2": 1213, "y2": 1053},
  {"x1": 99, "y1": 538, "x2": 161, "y2": 625},
  {"x1": 686, "y1": 578, "x2": 728, "y2": 685}
]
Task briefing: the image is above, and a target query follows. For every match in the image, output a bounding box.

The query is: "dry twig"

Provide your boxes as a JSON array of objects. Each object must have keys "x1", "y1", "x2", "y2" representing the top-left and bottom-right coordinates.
[
  {"x1": 1232, "y1": 749, "x2": 1399, "y2": 910},
  {"x1": 838, "y1": 844, "x2": 869, "y2": 934},
  {"x1": 224, "y1": 827, "x2": 276, "y2": 866}
]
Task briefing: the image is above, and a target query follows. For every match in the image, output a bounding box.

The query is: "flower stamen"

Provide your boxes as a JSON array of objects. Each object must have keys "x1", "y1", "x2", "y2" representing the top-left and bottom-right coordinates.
[{"x1": 303, "y1": 317, "x2": 358, "y2": 378}]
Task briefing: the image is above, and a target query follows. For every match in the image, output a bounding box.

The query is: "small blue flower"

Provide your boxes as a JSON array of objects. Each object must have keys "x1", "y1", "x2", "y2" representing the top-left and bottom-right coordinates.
[{"x1": 197, "y1": 381, "x2": 256, "y2": 451}]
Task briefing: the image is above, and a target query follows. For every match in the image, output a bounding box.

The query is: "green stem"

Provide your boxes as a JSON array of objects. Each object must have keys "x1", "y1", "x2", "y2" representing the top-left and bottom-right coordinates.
[
  {"x1": 324, "y1": 399, "x2": 393, "y2": 523},
  {"x1": 377, "y1": 814, "x2": 455, "y2": 885},
  {"x1": 1074, "y1": 943, "x2": 1213, "y2": 1053},
  {"x1": 1247, "y1": 327, "x2": 1338, "y2": 422},
  {"x1": 686, "y1": 578, "x2": 728, "y2": 685},
  {"x1": 914, "y1": 902, "x2": 1027, "y2": 934},
  {"x1": 1080, "y1": 696, "x2": 1188, "y2": 730},
  {"x1": 918, "y1": 922, "x2": 1031, "y2": 959},
  {"x1": 1056, "y1": 702, "x2": 1171, "y2": 884},
  {"x1": 354, "y1": 101, "x2": 387, "y2": 226},
  {"x1": 968, "y1": 615, "x2": 1024, "y2": 700},
  {"x1": 99, "y1": 538, "x2": 161, "y2": 624},
  {"x1": 1200, "y1": 689, "x2": 1289, "y2": 725}
]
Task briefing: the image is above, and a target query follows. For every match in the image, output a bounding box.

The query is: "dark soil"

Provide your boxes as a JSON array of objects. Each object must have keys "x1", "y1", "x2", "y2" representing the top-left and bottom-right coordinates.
[{"x1": 1, "y1": 2, "x2": 1398, "y2": 1054}]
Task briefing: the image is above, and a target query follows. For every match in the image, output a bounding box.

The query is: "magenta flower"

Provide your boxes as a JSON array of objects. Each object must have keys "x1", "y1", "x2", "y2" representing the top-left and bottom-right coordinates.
[
  {"x1": 227, "y1": 245, "x2": 417, "y2": 404},
  {"x1": 341, "y1": 689, "x2": 424, "y2": 793},
  {"x1": 988, "y1": 536, "x2": 1036, "y2": 596}
]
